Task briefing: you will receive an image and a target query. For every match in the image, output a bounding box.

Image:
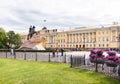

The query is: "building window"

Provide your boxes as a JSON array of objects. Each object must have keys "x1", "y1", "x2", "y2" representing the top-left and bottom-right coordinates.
[
  {"x1": 86, "y1": 44, "x2": 88, "y2": 47},
  {"x1": 103, "y1": 44, "x2": 104, "y2": 47},
  {"x1": 90, "y1": 44, "x2": 92, "y2": 47},
  {"x1": 106, "y1": 37, "x2": 109, "y2": 41},
  {"x1": 99, "y1": 44, "x2": 100, "y2": 47},
  {"x1": 113, "y1": 36, "x2": 116, "y2": 41},
  {"x1": 106, "y1": 44, "x2": 109, "y2": 47},
  {"x1": 112, "y1": 30, "x2": 116, "y2": 34},
  {"x1": 102, "y1": 37, "x2": 104, "y2": 41},
  {"x1": 79, "y1": 39, "x2": 81, "y2": 42},
  {"x1": 67, "y1": 45, "x2": 69, "y2": 47},
  {"x1": 99, "y1": 32, "x2": 100, "y2": 34},
  {"x1": 99, "y1": 37, "x2": 100, "y2": 42},
  {"x1": 106, "y1": 31, "x2": 108, "y2": 34},
  {"x1": 73, "y1": 38, "x2": 75, "y2": 43},
  {"x1": 64, "y1": 39, "x2": 65, "y2": 42}
]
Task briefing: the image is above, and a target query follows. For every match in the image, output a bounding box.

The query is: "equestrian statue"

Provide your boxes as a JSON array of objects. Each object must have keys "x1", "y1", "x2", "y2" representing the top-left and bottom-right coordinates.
[{"x1": 27, "y1": 25, "x2": 37, "y2": 40}]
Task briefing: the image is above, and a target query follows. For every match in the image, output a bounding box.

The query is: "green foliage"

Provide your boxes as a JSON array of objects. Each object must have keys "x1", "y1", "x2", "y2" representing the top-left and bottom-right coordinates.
[
  {"x1": 0, "y1": 58, "x2": 120, "y2": 84},
  {"x1": 14, "y1": 34, "x2": 22, "y2": 48},
  {"x1": 0, "y1": 27, "x2": 7, "y2": 48},
  {"x1": 0, "y1": 27, "x2": 22, "y2": 49},
  {"x1": 7, "y1": 31, "x2": 22, "y2": 48},
  {"x1": 7, "y1": 31, "x2": 15, "y2": 48}
]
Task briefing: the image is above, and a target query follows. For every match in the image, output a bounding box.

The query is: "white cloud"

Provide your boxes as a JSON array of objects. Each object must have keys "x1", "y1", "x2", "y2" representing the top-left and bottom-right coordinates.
[{"x1": 0, "y1": 0, "x2": 120, "y2": 33}]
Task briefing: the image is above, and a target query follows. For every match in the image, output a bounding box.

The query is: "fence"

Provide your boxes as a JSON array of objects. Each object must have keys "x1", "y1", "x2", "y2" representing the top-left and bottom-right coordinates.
[
  {"x1": 0, "y1": 51, "x2": 71, "y2": 63},
  {"x1": 70, "y1": 55, "x2": 85, "y2": 68},
  {"x1": 70, "y1": 56, "x2": 120, "y2": 79}
]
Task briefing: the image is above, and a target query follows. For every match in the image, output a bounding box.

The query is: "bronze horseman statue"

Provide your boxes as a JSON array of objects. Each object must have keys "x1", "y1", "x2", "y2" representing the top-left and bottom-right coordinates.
[{"x1": 27, "y1": 25, "x2": 37, "y2": 40}]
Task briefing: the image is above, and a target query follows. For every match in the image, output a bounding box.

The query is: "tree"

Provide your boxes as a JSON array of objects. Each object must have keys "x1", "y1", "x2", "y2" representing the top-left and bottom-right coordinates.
[
  {"x1": 14, "y1": 34, "x2": 22, "y2": 48},
  {"x1": 7, "y1": 31, "x2": 22, "y2": 48},
  {"x1": 7, "y1": 31, "x2": 15, "y2": 48},
  {"x1": 0, "y1": 27, "x2": 7, "y2": 48}
]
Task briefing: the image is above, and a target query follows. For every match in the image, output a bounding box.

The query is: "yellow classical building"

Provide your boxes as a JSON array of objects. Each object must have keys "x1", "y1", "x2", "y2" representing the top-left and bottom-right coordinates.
[{"x1": 21, "y1": 26, "x2": 120, "y2": 50}]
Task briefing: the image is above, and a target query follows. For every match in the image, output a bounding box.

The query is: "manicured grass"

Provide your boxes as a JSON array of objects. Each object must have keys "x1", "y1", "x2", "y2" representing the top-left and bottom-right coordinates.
[{"x1": 0, "y1": 58, "x2": 120, "y2": 84}]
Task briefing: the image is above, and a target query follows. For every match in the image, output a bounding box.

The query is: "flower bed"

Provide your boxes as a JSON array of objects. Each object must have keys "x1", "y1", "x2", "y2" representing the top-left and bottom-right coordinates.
[
  {"x1": 89, "y1": 49, "x2": 105, "y2": 64},
  {"x1": 105, "y1": 50, "x2": 119, "y2": 67}
]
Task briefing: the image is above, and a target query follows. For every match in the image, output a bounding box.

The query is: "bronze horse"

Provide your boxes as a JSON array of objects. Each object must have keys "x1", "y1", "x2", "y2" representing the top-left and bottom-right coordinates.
[{"x1": 27, "y1": 25, "x2": 37, "y2": 40}]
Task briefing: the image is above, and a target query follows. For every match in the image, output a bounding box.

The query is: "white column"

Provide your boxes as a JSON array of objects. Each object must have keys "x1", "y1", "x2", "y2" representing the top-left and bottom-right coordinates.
[
  {"x1": 68, "y1": 34, "x2": 69, "y2": 43},
  {"x1": 78, "y1": 34, "x2": 79, "y2": 43},
  {"x1": 67, "y1": 34, "x2": 69, "y2": 43},
  {"x1": 83, "y1": 33, "x2": 87, "y2": 43},
  {"x1": 73, "y1": 34, "x2": 74, "y2": 43},
  {"x1": 72, "y1": 34, "x2": 74, "y2": 43},
  {"x1": 53, "y1": 36, "x2": 54, "y2": 43},
  {"x1": 82, "y1": 33, "x2": 83, "y2": 43},
  {"x1": 83, "y1": 33, "x2": 84, "y2": 43},
  {"x1": 78, "y1": 33, "x2": 80, "y2": 42},
  {"x1": 86, "y1": 33, "x2": 88, "y2": 42},
  {"x1": 75, "y1": 34, "x2": 76, "y2": 43},
  {"x1": 89, "y1": 33, "x2": 90, "y2": 42},
  {"x1": 92, "y1": 32, "x2": 94, "y2": 42},
  {"x1": 70, "y1": 34, "x2": 71, "y2": 43},
  {"x1": 68, "y1": 34, "x2": 70, "y2": 43},
  {"x1": 83, "y1": 33, "x2": 85, "y2": 43},
  {"x1": 116, "y1": 30, "x2": 117, "y2": 41},
  {"x1": 110, "y1": 30, "x2": 112, "y2": 42}
]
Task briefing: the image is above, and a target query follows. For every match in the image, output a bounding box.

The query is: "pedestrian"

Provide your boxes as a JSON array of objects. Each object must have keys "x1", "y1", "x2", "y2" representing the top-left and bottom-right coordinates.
[
  {"x1": 10, "y1": 48, "x2": 14, "y2": 55},
  {"x1": 52, "y1": 49, "x2": 55, "y2": 57},
  {"x1": 61, "y1": 48, "x2": 64, "y2": 56},
  {"x1": 13, "y1": 48, "x2": 16, "y2": 56},
  {"x1": 56, "y1": 48, "x2": 59, "y2": 57}
]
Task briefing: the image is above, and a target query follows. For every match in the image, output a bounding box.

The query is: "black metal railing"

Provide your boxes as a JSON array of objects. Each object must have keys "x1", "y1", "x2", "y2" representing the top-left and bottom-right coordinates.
[{"x1": 70, "y1": 55, "x2": 85, "y2": 68}]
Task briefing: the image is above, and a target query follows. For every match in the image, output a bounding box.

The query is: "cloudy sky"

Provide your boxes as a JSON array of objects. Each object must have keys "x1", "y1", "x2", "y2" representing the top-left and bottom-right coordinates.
[{"x1": 0, "y1": 0, "x2": 120, "y2": 33}]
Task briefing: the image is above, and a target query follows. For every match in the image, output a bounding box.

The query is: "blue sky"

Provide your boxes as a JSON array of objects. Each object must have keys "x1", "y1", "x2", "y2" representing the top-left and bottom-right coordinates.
[{"x1": 0, "y1": 0, "x2": 120, "y2": 33}]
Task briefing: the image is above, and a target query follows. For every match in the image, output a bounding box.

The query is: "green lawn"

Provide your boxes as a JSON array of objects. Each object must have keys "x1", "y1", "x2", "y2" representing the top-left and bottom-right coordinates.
[{"x1": 0, "y1": 58, "x2": 120, "y2": 84}]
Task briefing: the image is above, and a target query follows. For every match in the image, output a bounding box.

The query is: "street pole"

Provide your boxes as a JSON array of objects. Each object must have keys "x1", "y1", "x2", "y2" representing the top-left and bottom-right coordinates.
[{"x1": 95, "y1": 58, "x2": 98, "y2": 72}]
